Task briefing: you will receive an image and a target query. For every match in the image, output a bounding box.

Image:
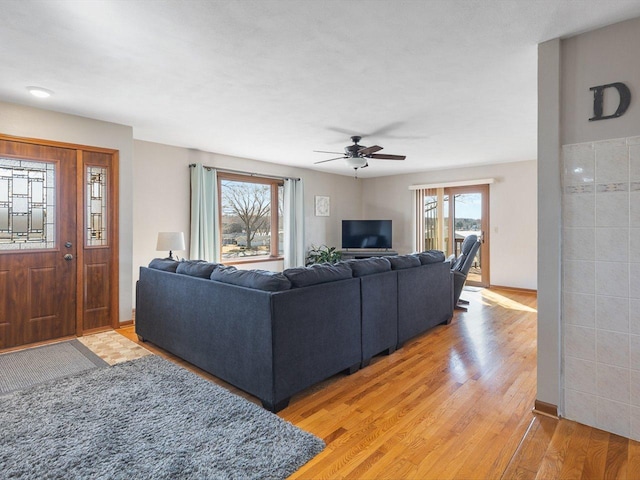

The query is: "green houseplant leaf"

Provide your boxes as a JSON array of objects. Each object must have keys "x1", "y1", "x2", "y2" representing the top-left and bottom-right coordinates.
[{"x1": 305, "y1": 245, "x2": 342, "y2": 266}]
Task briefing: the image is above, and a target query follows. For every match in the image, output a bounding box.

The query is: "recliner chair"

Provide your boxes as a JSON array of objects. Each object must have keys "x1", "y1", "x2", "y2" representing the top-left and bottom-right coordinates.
[{"x1": 451, "y1": 234, "x2": 481, "y2": 311}]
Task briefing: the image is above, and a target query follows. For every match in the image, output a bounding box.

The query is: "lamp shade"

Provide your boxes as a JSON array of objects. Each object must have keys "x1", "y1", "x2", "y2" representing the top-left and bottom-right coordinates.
[{"x1": 156, "y1": 232, "x2": 185, "y2": 252}]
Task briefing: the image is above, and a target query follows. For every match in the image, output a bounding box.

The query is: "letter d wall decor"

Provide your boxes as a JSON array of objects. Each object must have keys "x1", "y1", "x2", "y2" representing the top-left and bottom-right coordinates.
[{"x1": 589, "y1": 82, "x2": 631, "y2": 121}]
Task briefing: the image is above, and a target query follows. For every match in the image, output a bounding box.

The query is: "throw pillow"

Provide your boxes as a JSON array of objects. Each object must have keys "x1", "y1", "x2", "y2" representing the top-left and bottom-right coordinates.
[
  {"x1": 346, "y1": 257, "x2": 392, "y2": 277},
  {"x1": 416, "y1": 250, "x2": 446, "y2": 265},
  {"x1": 388, "y1": 254, "x2": 421, "y2": 270},
  {"x1": 148, "y1": 258, "x2": 179, "y2": 272},
  {"x1": 176, "y1": 260, "x2": 219, "y2": 278},
  {"x1": 210, "y1": 266, "x2": 291, "y2": 291},
  {"x1": 283, "y1": 262, "x2": 353, "y2": 288}
]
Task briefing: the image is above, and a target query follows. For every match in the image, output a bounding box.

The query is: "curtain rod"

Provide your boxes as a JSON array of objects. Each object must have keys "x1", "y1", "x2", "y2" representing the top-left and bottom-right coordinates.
[{"x1": 188, "y1": 163, "x2": 300, "y2": 182}]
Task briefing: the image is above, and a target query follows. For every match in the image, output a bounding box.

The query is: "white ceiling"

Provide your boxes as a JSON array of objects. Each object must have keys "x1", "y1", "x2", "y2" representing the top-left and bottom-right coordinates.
[{"x1": 2, "y1": 0, "x2": 640, "y2": 178}]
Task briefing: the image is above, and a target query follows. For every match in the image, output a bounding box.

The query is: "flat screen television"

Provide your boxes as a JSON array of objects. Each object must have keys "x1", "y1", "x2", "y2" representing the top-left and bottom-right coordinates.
[{"x1": 342, "y1": 220, "x2": 392, "y2": 249}]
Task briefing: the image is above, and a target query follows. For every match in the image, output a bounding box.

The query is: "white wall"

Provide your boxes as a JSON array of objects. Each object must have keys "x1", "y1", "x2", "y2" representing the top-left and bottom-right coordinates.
[
  {"x1": 0, "y1": 101, "x2": 134, "y2": 322},
  {"x1": 562, "y1": 17, "x2": 640, "y2": 146},
  {"x1": 132, "y1": 140, "x2": 363, "y2": 293},
  {"x1": 361, "y1": 160, "x2": 538, "y2": 290},
  {"x1": 537, "y1": 39, "x2": 562, "y2": 413}
]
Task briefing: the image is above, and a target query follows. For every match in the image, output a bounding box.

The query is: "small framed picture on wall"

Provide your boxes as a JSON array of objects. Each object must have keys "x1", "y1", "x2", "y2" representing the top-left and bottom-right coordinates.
[{"x1": 315, "y1": 195, "x2": 330, "y2": 216}]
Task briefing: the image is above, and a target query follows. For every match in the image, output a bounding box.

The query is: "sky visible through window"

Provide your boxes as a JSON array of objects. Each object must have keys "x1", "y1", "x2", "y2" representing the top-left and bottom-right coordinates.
[{"x1": 219, "y1": 178, "x2": 282, "y2": 259}]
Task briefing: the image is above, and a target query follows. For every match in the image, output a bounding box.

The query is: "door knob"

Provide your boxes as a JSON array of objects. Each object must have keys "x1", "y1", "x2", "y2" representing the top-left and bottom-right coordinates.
[{"x1": 64, "y1": 254, "x2": 73, "y2": 261}]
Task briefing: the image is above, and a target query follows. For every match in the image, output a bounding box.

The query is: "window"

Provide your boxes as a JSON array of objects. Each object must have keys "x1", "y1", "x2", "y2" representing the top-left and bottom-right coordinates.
[
  {"x1": 0, "y1": 158, "x2": 55, "y2": 250},
  {"x1": 86, "y1": 166, "x2": 108, "y2": 246},
  {"x1": 218, "y1": 173, "x2": 284, "y2": 261}
]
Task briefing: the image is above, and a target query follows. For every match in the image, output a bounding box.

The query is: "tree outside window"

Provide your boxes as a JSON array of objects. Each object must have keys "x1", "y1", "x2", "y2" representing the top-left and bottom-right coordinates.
[{"x1": 218, "y1": 173, "x2": 283, "y2": 260}]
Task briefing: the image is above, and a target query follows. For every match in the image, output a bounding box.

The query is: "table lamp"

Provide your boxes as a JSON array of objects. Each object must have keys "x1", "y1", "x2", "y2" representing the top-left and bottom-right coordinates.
[{"x1": 156, "y1": 232, "x2": 185, "y2": 260}]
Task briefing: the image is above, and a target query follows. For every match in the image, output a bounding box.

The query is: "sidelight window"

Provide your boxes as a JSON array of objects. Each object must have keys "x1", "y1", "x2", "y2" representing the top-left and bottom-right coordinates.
[{"x1": 86, "y1": 166, "x2": 108, "y2": 246}]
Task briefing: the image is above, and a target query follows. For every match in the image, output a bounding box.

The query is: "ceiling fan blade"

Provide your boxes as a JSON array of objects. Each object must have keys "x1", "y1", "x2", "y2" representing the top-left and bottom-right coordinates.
[
  {"x1": 326, "y1": 121, "x2": 405, "y2": 138},
  {"x1": 313, "y1": 150, "x2": 344, "y2": 155},
  {"x1": 369, "y1": 154, "x2": 406, "y2": 160},
  {"x1": 314, "y1": 156, "x2": 346, "y2": 164},
  {"x1": 358, "y1": 145, "x2": 383, "y2": 155},
  {"x1": 366, "y1": 121, "x2": 406, "y2": 137}
]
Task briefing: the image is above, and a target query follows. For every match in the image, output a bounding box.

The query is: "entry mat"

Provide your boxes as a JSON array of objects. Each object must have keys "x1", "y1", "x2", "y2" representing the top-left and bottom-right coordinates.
[{"x1": 0, "y1": 339, "x2": 108, "y2": 395}]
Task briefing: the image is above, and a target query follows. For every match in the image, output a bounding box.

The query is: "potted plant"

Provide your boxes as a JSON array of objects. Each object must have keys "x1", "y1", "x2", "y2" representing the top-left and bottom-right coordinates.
[{"x1": 305, "y1": 245, "x2": 342, "y2": 266}]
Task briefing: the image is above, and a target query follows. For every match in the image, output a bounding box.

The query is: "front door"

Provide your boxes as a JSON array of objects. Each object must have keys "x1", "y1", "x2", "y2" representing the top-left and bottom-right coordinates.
[
  {"x1": 0, "y1": 139, "x2": 77, "y2": 349},
  {"x1": 0, "y1": 136, "x2": 118, "y2": 350}
]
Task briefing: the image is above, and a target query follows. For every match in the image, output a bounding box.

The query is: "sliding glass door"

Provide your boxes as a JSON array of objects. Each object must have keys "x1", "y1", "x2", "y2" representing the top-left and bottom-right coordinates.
[{"x1": 418, "y1": 184, "x2": 489, "y2": 287}]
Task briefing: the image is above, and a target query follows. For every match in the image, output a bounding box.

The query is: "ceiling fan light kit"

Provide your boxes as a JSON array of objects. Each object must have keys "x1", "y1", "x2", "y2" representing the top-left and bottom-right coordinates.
[
  {"x1": 346, "y1": 157, "x2": 368, "y2": 169},
  {"x1": 314, "y1": 135, "x2": 406, "y2": 174}
]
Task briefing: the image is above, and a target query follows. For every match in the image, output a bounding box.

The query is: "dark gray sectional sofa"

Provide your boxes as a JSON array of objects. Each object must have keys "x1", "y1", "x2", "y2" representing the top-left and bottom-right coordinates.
[{"x1": 135, "y1": 251, "x2": 453, "y2": 412}]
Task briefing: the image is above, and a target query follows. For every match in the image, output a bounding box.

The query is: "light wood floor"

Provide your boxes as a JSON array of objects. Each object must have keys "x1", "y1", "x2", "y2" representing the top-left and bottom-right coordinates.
[{"x1": 118, "y1": 288, "x2": 640, "y2": 479}]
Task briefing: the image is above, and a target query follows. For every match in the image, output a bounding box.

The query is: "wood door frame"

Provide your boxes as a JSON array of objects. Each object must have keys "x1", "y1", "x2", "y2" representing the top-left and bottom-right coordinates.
[
  {"x1": 446, "y1": 184, "x2": 490, "y2": 287},
  {"x1": 0, "y1": 133, "x2": 119, "y2": 335}
]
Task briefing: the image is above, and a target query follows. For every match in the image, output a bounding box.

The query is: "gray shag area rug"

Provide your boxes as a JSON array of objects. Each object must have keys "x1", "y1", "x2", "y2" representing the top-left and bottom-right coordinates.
[
  {"x1": 0, "y1": 355, "x2": 325, "y2": 479},
  {"x1": 0, "y1": 339, "x2": 108, "y2": 395}
]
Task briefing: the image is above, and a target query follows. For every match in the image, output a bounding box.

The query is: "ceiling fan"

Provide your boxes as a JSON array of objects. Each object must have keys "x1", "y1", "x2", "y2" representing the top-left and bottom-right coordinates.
[{"x1": 314, "y1": 136, "x2": 406, "y2": 171}]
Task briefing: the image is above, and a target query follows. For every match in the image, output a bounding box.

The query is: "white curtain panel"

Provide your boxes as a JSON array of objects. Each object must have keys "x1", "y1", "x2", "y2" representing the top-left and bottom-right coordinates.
[
  {"x1": 189, "y1": 164, "x2": 220, "y2": 262},
  {"x1": 283, "y1": 178, "x2": 305, "y2": 269},
  {"x1": 413, "y1": 189, "x2": 424, "y2": 253}
]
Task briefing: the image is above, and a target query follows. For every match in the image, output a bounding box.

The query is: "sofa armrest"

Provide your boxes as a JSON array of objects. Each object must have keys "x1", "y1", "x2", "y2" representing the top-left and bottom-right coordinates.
[{"x1": 136, "y1": 267, "x2": 275, "y2": 402}]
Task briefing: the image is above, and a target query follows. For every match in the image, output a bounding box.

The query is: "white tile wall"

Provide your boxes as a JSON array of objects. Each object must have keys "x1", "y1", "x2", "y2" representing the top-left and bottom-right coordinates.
[
  {"x1": 629, "y1": 145, "x2": 640, "y2": 182},
  {"x1": 630, "y1": 300, "x2": 640, "y2": 334},
  {"x1": 631, "y1": 369, "x2": 640, "y2": 406},
  {"x1": 631, "y1": 406, "x2": 640, "y2": 440},
  {"x1": 562, "y1": 136, "x2": 640, "y2": 442},
  {"x1": 564, "y1": 260, "x2": 596, "y2": 294},
  {"x1": 565, "y1": 389, "x2": 597, "y2": 427},
  {"x1": 630, "y1": 191, "x2": 640, "y2": 227},
  {"x1": 564, "y1": 227, "x2": 596, "y2": 261},
  {"x1": 630, "y1": 334, "x2": 640, "y2": 368},
  {"x1": 563, "y1": 192, "x2": 595, "y2": 227},
  {"x1": 596, "y1": 363, "x2": 630, "y2": 401},
  {"x1": 564, "y1": 325, "x2": 596, "y2": 361},
  {"x1": 597, "y1": 398, "x2": 630, "y2": 438},
  {"x1": 595, "y1": 139, "x2": 628, "y2": 184},
  {"x1": 564, "y1": 292, "x2": 596, "y2": 327},
  {"x1": 596, "y1": 295, "x2": 629, "y2": 332},
  {"x1": 565, "y1": 356, "x2": 597, "y2": 392},
  {"x1": 595, "y1": 227, "x2": 628, "y2": 262},
  {"x1": 596, "y1": 333, "x2": 629, "y2": 368},
  {"x1": 596, "y1": 192, "x2": 629, "y2": 227}
]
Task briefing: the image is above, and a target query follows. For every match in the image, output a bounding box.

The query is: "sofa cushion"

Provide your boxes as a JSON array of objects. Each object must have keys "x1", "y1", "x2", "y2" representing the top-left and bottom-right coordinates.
[
  {"x1": 284, "y1": 263, "x2": 353, "y2": 288},
  {"x1": 176, "y1": 260, "x2": 219, "y2": 278},
  {"x1": 210, "y1": 266, "x2": 292, "y2": 291},
  {"x1": 416, "y1": 250, "x2": 446, "y2": 265},
  {"x1": 388, "y1": 254, "x2": 421, "y2": 270},
  {"x1": 346, "y1": 257, "x2": 392, "y2": 277},
  {"x1": 148, "y1": 258, "x2": 179, "y2": 272}
]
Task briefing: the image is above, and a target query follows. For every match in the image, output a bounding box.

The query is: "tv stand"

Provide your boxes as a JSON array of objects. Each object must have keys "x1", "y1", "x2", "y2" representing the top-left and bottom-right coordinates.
[{"x1": 340, "y1": 250, "x2": 398, "y2": 260}]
